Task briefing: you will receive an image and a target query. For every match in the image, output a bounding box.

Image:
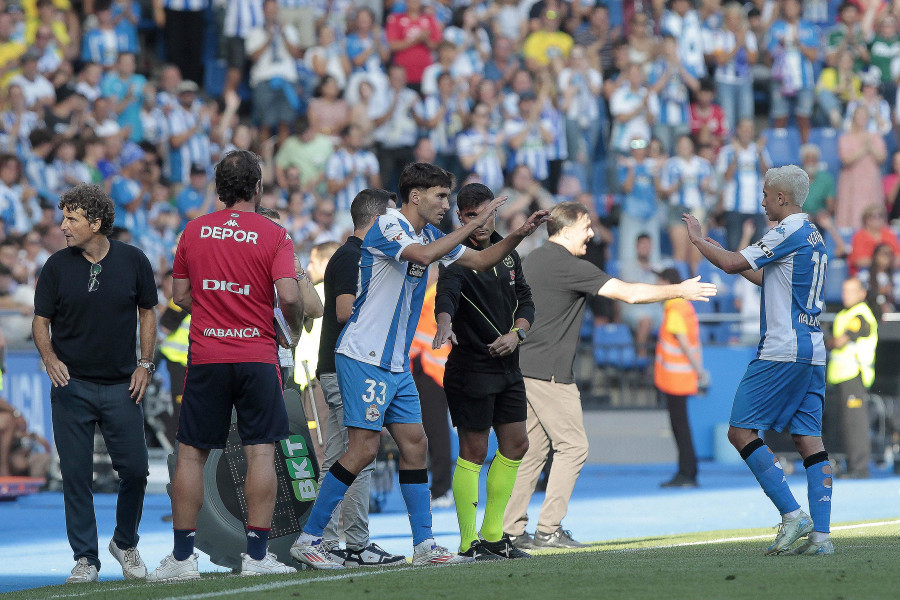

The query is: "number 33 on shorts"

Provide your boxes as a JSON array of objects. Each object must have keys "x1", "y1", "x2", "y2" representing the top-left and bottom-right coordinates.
[{"x1": 362, "y1": 379, "x2": 387, "y2": 405}]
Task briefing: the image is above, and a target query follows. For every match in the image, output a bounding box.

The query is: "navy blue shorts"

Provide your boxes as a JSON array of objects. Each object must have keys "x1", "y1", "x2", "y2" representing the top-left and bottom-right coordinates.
[{"x1": 177, "y1": 362, "x2": 290, "y2": 449}]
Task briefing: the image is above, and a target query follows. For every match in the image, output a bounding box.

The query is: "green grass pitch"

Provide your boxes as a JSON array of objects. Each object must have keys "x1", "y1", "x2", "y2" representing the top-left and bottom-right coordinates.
[{"x1": 10, "y1": 520, "x2": 899, "y2": 600}]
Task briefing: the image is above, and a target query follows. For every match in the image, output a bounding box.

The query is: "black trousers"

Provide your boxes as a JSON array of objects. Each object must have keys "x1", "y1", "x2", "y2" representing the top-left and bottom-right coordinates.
[
  {"x1": 164, "y1": 8, "x2": 206, "y2": 85},
  {"x1": 661, "y1": 390, "x2": 697, "y2": 479},
  {"x1": 51, "y1": 378, "x2": 149, "y2": 569},
  {"x1": 375, "y1": 144, "x2": 415, "y2": 197},
  {"x1": 162, "y1": 358, "x2": 186, "y2": 447},
  {"x1": 412, "y1": 357, "x2": 452, "y2": 498},
  {"x1": 835, "y1": 375, "x2": 870, "y2": 475}
]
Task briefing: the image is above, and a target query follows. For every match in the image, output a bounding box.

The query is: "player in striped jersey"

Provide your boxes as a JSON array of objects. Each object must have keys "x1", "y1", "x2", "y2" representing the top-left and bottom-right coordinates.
[
  {"x1": 684, "y1": 165, "x2": 834, "y2": 556},
  {"x1": 716, "y1": 119, "x2": 771, "y2": 250},
  {"x1": 291, "y1": 162, "x2": 549, "y2": 569}
]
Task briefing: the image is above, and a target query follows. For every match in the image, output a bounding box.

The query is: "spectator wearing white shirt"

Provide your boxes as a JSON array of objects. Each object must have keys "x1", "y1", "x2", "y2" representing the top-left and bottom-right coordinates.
[
  {"x1": 245, "y1": 0, "x2": 302, "y2": 144},
  {"x1": 9, "y1": 49, "x2": 55, "y2": 109},
  {"x1": 221, "y1": 0, "x2": 265, "y2": 95},
  {"x1": 304, "y1": 23, "x2": 350, "y2": 91},
  {"x1": 414, "y1": 71, "x2": 467, "y2": 179},
  {"x1": 660, "y1": 0, "x2": 707, "y2": 79},
  {"x1": 610, "y1": 62, "x2": 659, "y2": 155},
  {"x1": 371, "y1": 63, "x2": 419, "y2": 192},
  {"x1": 847, "y1": 69, "x2": 892, "y2": 136},
  {"x1": 325, "y1": 124, "x2": 380, "y2": 219},
  {"x1": 716, "y1": 119, "x2": 771, "y2": 250},
  {"x1": 166, "y1": 80, "x2": 211, "y2": 185}
]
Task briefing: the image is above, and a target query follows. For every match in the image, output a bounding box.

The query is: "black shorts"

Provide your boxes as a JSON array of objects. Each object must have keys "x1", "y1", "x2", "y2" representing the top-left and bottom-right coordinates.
[
  {"x1": 443, "y1": 366, "x2": 527, "y2": 430},
  {"x1": 222, "y1": 36, "x2": 247, "y2": 71},
  {"x1": 177, "y1": 362, "x2": 289, "y2": 449}
]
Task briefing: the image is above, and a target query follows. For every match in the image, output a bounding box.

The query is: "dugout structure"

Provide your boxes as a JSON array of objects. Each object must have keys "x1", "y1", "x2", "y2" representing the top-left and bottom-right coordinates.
[{"x1": 165, "y1": 389, "x2": 320, "y2": 570}]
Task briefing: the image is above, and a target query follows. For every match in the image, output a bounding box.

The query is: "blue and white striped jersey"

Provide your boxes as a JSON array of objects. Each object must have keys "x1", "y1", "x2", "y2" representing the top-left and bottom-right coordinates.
[
  {"x1": 661, "y1": 155, "x2": 713, "y2": 209},
  {"x1": 716, "y1": 143, "x2": 771, "y2": 214},
  {"x1": 167, "y1": 104, "x2": 211, "y2": 184},
  {"x1": 503, "y1": 117, "x2": 552, "y2": 181},
  {"x1": 739, "y1": 213, "x2": 827, "y2": 365},
  {"x1": 223, "y1": 0, "x2": 264, "y2": 37},
  {"x1": 456, "y1": 128, "x2": 504, "y2": 192},
  {"x1": 336, "y1": 208, "x2": 466, "y2": 372},
  {"x1": 325, "y1": 147, "x2": 379, "y2": 212},
  {"x1": 163, "y1": 0, "x2": 208, "y2": 11}
]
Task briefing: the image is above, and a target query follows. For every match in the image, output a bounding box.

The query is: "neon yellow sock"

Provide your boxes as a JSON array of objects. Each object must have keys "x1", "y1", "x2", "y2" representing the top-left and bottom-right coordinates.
[
  {"x1": 480, "y1": 451, "x2": 522, "y2": 543},
  {"x1": 452, "y1": 457, "x2": 482, "y2": 553}
]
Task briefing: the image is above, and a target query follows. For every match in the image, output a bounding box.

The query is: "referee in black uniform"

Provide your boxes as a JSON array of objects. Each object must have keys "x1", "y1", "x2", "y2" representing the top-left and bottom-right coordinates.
[{"x1": 433, "y1": 183, "x2": 540, "y2": 561}]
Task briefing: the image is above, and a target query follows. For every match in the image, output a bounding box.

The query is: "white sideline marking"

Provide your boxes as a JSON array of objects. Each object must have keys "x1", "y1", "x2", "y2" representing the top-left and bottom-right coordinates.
[{"x1": 44, "y1": 520, "x2": 900, "y2": 600}]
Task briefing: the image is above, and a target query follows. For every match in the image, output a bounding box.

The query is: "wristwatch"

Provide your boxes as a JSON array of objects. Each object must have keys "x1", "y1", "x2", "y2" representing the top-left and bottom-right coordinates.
[
  {"x1": 511, "y1": 327, "x2": 527, "y2": 344},
  {"x1": 137, "y1": 359, "x2": 156, "y2": 375}
]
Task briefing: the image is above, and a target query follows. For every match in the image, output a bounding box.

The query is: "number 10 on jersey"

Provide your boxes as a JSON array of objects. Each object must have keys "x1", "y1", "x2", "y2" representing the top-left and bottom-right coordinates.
[{"x1": 807, "y1": 251, "x2": 828, "y2": 311}]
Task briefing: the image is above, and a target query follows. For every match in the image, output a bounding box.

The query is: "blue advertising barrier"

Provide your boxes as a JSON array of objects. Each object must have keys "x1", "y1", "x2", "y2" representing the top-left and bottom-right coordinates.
[{"x1": 5, "y1": 351, "x2": 53, "y2": 445}]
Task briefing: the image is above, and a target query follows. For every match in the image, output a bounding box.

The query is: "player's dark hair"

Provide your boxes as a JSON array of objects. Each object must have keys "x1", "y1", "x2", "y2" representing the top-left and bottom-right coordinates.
[
  {"x1": 456, "y1": 183, "x2": 494, "y2": 212},
  {"x1": 58, "y1": 183, "x2": 115, "y2": 236},
  {"x1": 350, "y1": 188, "x2": 395, "y2": 230},
  {"x1": 256, "y1": 206, "x2": 281, "y2": 220},
  {"x1": 398, "y1": 162, "x2": 454, "y2": 205},
  {"x1": 215, "y1": 150, "x2": 261, "y2": 207},
  {"x1": 547, "y1": 201, "x2": 589, "y2": 237}
]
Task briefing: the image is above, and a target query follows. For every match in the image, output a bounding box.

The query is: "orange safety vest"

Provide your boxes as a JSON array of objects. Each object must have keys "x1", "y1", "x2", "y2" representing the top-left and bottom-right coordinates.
[
  {"x1": 409, "y1": 283, "x2": 448, "y2": 387},
  {"x1": 654, "y1": 298, "x2": 700, "y2": 396}
]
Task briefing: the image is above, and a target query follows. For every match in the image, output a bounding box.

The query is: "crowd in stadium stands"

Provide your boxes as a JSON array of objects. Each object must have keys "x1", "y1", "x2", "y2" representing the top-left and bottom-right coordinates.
[{"x1": 3, "y1": 0, "x2": 900, "y2": 354}]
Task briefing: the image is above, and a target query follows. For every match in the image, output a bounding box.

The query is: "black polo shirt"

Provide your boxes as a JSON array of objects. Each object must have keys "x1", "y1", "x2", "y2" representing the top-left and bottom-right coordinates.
[
  {"x1": 519, "y1": 241, "x2": 610, "y2": 384},
  {"x1": 316, "y1": 236, "x2": 362, "y2": 377},
  {"x1": 34, "y1": 240, "x2": 157, "y2": 384},
  {"x1": 435, "y1": 231, "x2": 535, "y2": 374}
]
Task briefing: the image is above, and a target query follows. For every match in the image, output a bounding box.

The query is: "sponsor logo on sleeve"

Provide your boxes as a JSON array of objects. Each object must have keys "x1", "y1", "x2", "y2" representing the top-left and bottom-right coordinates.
[
  {"x1": 755, "y1": 240, "x2": 774, "y2": 258},
  {"x1": 407, "y1": 263, "x2": 426, "y2": 278},
  {"x1": 502, "y1": 255, "x2": 515, "y2": 268}
]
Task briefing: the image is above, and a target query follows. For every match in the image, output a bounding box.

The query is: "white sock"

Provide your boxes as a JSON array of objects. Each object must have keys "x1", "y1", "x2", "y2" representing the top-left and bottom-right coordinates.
[
  {"x1": 809, "y1": 532, "x2": 830, "y2": 543},
  {"x1": 782, "y1": 509, "x2": 802, "y2": 521},
  {"x1": 295, "y1": 532, "x2": 319, "y2": 545},
  {"x1": 415, "y1": 538, "x2": 435, "y2": 552}
]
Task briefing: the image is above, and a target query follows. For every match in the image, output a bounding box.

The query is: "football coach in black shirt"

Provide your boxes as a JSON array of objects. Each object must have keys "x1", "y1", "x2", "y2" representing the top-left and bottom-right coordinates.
[
  {"x1": 33, "y1": 184, "x2": 158, "y2": 584},
  {"x1": 433, "y1": 183, "x2": 545, "y2": 561}
]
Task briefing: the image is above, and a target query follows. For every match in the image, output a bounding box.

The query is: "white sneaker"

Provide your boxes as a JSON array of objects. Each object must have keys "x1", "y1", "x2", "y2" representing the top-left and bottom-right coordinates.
[
  {"x1": 240, "y1": 552, "x2": 297, "y2": 576},
  {"x1": 65, "y1": 558, "x2": 98, "y2": 584},
  {"x1": 430, "y1": 491, "x2": 454, "y2": 509},
  {"x1": 290, "y1": 537, "x2": 345, "y2": 570},
  {"x1": 766, "y1": 511, "x2": 814, "y2": 556},
  {"x1": 788, "y1": 538, "x2": 835, "y2": 556},
  {"x1": 412, "y1": 539, "x2": 475, "y2": 566},
  {"x1": 108, "y1": 539, "x2": 147, "y2": 580},
  {"x1": 146, "y1": 553, "x2": 201, "y2": 583}
]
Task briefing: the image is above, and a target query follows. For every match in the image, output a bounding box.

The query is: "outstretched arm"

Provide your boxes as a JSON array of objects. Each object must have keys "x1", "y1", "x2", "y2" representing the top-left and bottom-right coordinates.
[
  {"x1": 598, "y1": 276, "x2": 717, "y2": 304},
  {"x1": 454, "y1": 209, "x2": 549, "y2": 271}
]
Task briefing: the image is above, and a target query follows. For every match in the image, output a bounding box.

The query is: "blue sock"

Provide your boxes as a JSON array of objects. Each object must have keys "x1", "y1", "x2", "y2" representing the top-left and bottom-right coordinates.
[
  {"x1": 399, "y1": 469, "x2": 433, "y2": 546},
  {"x1": 303, "y1": 463, "x2": 356, "y2": 537},
  {"x1": 246, "y1": 526, "x2": 270, "y2": 560},
  {"x1": 804, "y1": 452, "x2": 832, "y2": 533},
  {"x1": 173, "y1": 529, "x2": 196, "y2": 561},
  {"x1": 740, "y1": 440, "x2": 800, "y2": 515}
]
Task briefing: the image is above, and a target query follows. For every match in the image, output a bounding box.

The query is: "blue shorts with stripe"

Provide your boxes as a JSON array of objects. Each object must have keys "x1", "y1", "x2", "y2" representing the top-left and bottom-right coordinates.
[
  {"x1": 730, "y1": 359, "x2": 825, "y2": 436},
  {"x1": 335, "y1": 354, "x2": 421, "y2": 431}
]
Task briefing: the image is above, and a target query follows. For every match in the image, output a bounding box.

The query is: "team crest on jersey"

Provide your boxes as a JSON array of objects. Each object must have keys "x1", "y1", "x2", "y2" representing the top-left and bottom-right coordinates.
[
  {"x1": 365, "y1": 404, "x2": 380, "y2": 422},
  {"x1": 407, "y1": 263, "x2": 426, "y2": 278},
  {"x1": 755, "y1": 240, "x2": 774, "y2": 258},
  {"x1": 774, "y1": 226, "x2": 785, "y2": 235},
  {"x1": 231, "y1": 213, "x2": 240, "y2": 218},
  {"x1": 502, "y1": 255, "x2": 514, "y2": 268}
]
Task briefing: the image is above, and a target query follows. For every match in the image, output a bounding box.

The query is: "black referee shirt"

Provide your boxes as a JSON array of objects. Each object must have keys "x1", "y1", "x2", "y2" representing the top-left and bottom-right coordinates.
[{"x1": 435, "y1": 231, "x2": 535, "y2": 374}]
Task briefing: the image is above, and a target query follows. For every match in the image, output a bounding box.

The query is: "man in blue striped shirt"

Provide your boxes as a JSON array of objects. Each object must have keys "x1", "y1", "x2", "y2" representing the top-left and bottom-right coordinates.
[{"x1": 685, "y1": 165, "x2": 834, "y2": 557}]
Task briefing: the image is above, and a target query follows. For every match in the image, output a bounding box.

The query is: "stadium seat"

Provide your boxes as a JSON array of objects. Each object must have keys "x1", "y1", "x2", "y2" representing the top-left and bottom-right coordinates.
[
  {"x1": 763, "y1": 127, "x2": 802, "y2": 167},
  {"x1": 673, "y1": 260, "x2": 691, "y2": 281},
  {"x1": 592, "y1": 323, "x2": 640, "y2": 370},
  {"x1": 808, "y1": 127, "x2": 840, "y2": 181},
  {"x1": 580, "y1": 308, "x2": 594, "y2": 342}
]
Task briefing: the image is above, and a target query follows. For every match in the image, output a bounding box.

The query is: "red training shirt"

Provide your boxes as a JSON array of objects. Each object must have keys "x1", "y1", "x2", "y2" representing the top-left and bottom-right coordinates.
[
  {"x1": 385, "y1": 11, "x2": 442, "y2": 84},
  {"x1": 173, "y1": 209, "x2": 296, "y2": 365}
]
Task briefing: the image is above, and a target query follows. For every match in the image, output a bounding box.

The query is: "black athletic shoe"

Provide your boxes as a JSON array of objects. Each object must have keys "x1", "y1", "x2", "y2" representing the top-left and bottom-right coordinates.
[
  {"x1": 660, "y1": 474, "x2": 699, "y2": 488},
  {"x1": 342, "y1": 543, "x2": 406, "y2": 568},
  {"x1": 460, "y1": 540, "x2": 503, "y2": 561},
  {"x1": 533, "y1": 528, "x2": 586, "y2": 549},
  {"x1": 480, "y1": 535, "x2": 533, "y2": 559},
  {"x1": 508, "y1": 531, "x2": 535, "y2": 550}
]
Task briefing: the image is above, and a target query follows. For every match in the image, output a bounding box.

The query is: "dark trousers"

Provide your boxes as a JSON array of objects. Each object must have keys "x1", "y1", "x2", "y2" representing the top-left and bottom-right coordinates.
[
  {"x1": 375, "y1": 144, "x2": 415, "y2": 197},
  {"x1": 413, "y1": 357, "x2": 452, "y2": 498},
  {"x1": 836, "y1": 376, "x2": 870, "y2": 475},
  {"x1": 661, "y1": 391, "x2": 697, "y2": 479},
  {"x1": 162, "y1": 358, "x2": 186, "y2": 446},
  {"x1": 51, "y1": 378, "x2": 149, "y2": 569},
  {"x1": 725, "y1": 212, "x2": 767, "y2": 251},
  {"x1": 164, "y1": 9, "x2": 206, "y2": 85}
]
